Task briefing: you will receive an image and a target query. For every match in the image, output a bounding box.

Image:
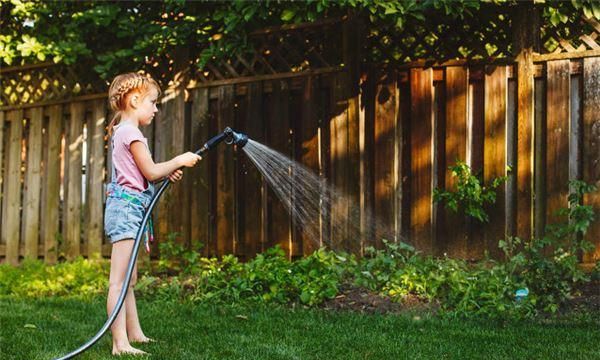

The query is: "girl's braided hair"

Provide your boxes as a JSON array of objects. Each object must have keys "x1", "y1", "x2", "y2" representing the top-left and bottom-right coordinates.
[{"x1": 107, "y1": 72, "x2": 161, "y2": 135}]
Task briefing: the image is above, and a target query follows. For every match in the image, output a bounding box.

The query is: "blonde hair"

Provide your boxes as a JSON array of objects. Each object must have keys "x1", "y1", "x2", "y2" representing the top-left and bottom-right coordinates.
[{"x1": 107, "y1": 72, "x2": 161, "y2": 135}]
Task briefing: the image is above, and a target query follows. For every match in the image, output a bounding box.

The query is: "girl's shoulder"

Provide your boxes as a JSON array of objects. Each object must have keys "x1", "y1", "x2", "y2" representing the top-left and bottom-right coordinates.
[{"x1": 113, "y1": 124, "x2": 146, "y2": 147}]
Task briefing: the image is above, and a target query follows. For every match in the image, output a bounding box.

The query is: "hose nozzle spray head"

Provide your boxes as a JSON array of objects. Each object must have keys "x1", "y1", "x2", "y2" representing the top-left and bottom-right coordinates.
[
  {"x1": 224, "y1": 127, "x2": 248, "y2": 148},
  {"x1": 200, "y1": 127, "x2": 249, "y2": 154}
]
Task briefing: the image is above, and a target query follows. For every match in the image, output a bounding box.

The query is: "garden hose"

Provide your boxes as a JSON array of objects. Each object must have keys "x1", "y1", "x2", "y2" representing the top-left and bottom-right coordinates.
[{"x1": 53, "y1": 127, "x2": 248, "y2": 360}]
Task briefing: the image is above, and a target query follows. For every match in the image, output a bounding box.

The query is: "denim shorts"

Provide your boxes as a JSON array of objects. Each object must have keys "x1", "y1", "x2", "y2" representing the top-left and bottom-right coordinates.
[{"x1": 104, "y1": 183, "x2": 154, "y2": 244}]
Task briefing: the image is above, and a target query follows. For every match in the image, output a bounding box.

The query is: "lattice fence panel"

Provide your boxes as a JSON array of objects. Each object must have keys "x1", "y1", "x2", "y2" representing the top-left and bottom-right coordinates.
[
  {"x1": 541, "y1": 16, "x2": 600, "y2": 54},
  {"x1": 0, "y1": 63, "x2": 106, "y2": 108},
  {"x1": 193, "y1": 19, "x2": 344, "y2": 83}
]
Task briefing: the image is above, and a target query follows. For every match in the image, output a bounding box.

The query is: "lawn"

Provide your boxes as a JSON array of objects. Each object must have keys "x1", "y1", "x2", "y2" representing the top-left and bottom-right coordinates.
[{"x1": 1, "y1": 297, "x2": 599, "y2": 360}]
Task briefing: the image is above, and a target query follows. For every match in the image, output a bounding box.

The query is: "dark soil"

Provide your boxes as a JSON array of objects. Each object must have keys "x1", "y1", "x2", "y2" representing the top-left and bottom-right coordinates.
[
  {"x1": 321, "y1": 281, "x2": 600, "y2": 315},
  {"x1": 321, "y1": 284, "x2": 438, "y2": 315},
  {"x1": 563, "y1": 279, "x2": 600, "y2": 313}
]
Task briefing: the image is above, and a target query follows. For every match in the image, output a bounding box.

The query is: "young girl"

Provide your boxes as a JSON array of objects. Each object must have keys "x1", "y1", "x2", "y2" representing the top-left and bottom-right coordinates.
[{"x1": 105, "y1": 72, "x2": 201, "y2": 356}]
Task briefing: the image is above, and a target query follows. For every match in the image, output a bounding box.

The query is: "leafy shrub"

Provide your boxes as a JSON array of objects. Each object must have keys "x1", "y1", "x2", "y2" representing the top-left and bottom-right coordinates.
[
  {"x1": 433, "y1": 161, "x2": 509, "y2": 222},
  {"x1": 592, "y1": 261, "x2": 600, "y2": 281},
  {"x1": 0, "y1": 257, "x2": 108, "y2": 298},
  {"x1": 155, "y1": 232, "x2": 204, "y2": 274}
]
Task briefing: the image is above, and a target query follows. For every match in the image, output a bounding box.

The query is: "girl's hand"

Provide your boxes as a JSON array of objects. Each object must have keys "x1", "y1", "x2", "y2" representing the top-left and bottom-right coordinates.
[
  {"x1": 177, "y1": 152, "x2": 202, "y2": 168},
  {"x1": 167, "y1": 169, "x2": 183, "y2": 182}
]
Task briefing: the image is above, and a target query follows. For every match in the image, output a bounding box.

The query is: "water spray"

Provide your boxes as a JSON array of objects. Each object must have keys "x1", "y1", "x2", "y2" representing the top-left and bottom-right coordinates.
[{"x1": 54, "y1": 127, "x2": 248, "y2": 360}]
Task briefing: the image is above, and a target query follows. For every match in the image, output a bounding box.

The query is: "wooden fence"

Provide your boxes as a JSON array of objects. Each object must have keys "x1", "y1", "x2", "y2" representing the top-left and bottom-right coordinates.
[{"x1": 1, "y1": 54, "x2": 600, "y2": 265}]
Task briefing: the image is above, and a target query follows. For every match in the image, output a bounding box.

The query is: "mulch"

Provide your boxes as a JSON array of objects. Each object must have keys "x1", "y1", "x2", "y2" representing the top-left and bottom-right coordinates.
[{"x1": 321, "y1": 280, "x2": 600, "y2": 315}]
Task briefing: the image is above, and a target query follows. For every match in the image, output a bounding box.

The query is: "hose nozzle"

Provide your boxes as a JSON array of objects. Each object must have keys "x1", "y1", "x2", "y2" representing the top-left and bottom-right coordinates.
[
  {"x1": 224, "y1": 127, "x2": 248, "y2": 148},
  {"x1": 198, "y1": 127, "x2": 248, "y2": 155}
]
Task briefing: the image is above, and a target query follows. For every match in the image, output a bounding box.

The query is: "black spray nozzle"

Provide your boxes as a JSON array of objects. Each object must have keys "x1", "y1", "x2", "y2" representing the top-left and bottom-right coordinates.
[
  {"x1": 224, "y1": 127, "x2": 248, "y2": 148},
  {"x1": 198, "y1": 127, "x2": 248, "y2": 155}
]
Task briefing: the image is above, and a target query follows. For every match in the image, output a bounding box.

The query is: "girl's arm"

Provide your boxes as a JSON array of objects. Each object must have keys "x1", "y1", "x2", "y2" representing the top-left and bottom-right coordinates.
[{"x1": 130, "y1": 141, "x2": 201, "y2": 182}]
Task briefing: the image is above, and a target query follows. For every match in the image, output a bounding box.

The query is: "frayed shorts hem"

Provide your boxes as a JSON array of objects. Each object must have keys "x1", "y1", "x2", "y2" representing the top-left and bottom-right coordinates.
[{"x1": 109, "y1": 234, "x2": 136, "y2": 244}]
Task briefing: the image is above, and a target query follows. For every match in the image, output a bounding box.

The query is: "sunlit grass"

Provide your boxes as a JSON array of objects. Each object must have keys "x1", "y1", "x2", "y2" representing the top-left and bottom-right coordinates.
[{"x1": 1, "y1": 297, "x2": 599, "y2": 360}]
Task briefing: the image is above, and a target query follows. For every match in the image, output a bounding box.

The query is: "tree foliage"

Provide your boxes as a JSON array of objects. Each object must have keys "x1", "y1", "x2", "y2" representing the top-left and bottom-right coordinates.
[{"x1": 1, "y1": 0, "x2": 598, "y2": 80}]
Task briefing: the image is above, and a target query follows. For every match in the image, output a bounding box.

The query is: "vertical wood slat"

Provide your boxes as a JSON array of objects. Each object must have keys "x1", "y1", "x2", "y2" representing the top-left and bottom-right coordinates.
[
  {"x1": 168, "y1": 91, "x2": 188, "y2": 244},
  {"x1": 65, "y1": 102, "x2": 85, "y2": 259},
  {"x1": 0, "y1": 112, "x2": 4, "y2": 245},
  {"x1": 514, "y1": 3, "x2": 537, "y2": 244},
  {"x1": 190, "y1": 88, "x2": 211, "y2": 256},
  {"x1": 506, "y1": 79, "x2": 518, "y2": 238},
  {"x1": 86, "y1": 100, "x2": 105, "y2": 257},
  {"x1": 374, "y1": 74, "x2": 397, "y2": 249},
  {"x1": 410, "y1": 68, "x2": 434, "y2": 253},
  {"x1": 154, "y1": 91, "x2": 172, "y2": 247},
  {"x1": 216, "y1": 85, "x2": 235, "y2": 256},
  {"x1": 398, "y1": 80, "x2": 412, "y2": 242},
  {"x1": 3, "y1": 110, "x2": 23, "y2": 265},
  {"x1": 484, "y1": 66, "x2": 508, "y2": 257},
  {"x1": 444, "y1": 66, "x2": 469, "y2": 258},
  {"x1": 298, "y1": 77, "x2": 320, "y2": 255},
  {"x1": 23, "y1": 107, "x2": 43, "y2": 259},
  {"x1": 583, "y1": 58, "x2": 600, "y2": 262},
  {"x1": 359, "y1": 70, "x2": 375, "y2": 253},
  {"x1": 468, "y1": 78, "x2": 486, "y2": 259},
  {"x1": 330, "y1": 74, "x2": 350, "y2": 250},
  {"x1": 546, "y1": 60, "x2": 571, "y2": 229},
  {"x1": 43, "y1": 105, "x2": 62, "y2": 264},
  {"x1": 238, "y1": 82, "x2": 264, "y2": 259},
  {"x1": 266, "y1": 81, "x2": 292, "y2": 256},
  {"x1": 432, "y1": 81, "x2": 446, "y2": 256},
  {"x1": 534, "y1": 78, "x2": 547, "y2": 239}
]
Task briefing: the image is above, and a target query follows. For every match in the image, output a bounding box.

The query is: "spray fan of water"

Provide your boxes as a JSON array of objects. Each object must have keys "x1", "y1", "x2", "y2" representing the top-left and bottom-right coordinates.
[{"x1": 242, "y1": 139, "x2": 402, "y2": 253}]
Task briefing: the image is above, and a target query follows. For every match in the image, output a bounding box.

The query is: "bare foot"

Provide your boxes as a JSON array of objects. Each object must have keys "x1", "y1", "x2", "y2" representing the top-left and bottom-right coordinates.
[
  {"x1": 129, "y1": 336, "x2": 156, "y2": 344},
  {"x1": 112, "y1": 343, "x2": 149, "y2": 356}
]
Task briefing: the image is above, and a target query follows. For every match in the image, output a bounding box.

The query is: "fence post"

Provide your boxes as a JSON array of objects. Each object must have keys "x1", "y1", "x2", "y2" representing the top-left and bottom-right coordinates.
[{"x1": 513, "y1": 2, "x2": 539, "y2": 242}]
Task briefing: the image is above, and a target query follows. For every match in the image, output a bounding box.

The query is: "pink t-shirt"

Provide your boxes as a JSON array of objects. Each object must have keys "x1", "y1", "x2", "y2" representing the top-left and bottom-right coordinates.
[{"x1": 111, "y1": 124, "x2": 150, "y2": 192}]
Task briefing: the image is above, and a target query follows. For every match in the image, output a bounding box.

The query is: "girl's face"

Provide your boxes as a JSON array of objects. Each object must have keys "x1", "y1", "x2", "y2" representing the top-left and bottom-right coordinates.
[{"x1": 135, "y1": 87, "x2": 159, "y2": 126}]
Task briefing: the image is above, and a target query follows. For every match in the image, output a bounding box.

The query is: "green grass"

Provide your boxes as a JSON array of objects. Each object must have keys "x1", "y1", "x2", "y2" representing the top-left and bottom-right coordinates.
[{"x1": 1, "y1": 297, "x2": 599, "y2": 360}]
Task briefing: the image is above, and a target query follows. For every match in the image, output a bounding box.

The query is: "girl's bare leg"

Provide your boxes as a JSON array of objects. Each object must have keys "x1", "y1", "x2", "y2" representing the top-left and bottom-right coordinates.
[
  {"x1": 107, "y1": 240, "x2": 147, "y2": 355},
  {"x1": 126, "y1": 263, "x2": 153, "y2": 343}
]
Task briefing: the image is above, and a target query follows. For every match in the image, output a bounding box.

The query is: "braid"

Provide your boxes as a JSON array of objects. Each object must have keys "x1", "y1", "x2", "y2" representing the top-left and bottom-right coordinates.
[{"x1": 106, "y1": 72, "x2": 161, "y2": 135}]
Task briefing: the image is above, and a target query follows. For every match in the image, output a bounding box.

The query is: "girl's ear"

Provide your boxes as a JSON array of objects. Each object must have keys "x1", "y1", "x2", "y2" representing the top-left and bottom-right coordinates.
[{"x1": 129, "y1": 94, "x2": 139, "y2": 109}]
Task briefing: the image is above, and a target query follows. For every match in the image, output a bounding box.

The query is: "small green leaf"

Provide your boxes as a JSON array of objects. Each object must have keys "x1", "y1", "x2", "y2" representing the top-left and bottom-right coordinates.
[{"x1": 281, "y1": 9, "x2": 295, "y2": 21}]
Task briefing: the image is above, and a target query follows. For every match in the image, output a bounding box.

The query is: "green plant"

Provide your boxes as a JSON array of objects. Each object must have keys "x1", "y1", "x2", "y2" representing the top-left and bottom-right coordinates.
[
  {"x1": 433, "y1": 161, "x2": 509, "y2": 222},
  {"x1": 0, "y1": 257, "x2": 108, "y2": 298},
  {"x1": 592, "y1": 261, "x2": 600, "y2": 281},
  {"x1": 156, "y1": 232, "x2": 204, "y2": 274},
  {"x1": 497, "y1": 180, "x2": 597, "y2": 314}
]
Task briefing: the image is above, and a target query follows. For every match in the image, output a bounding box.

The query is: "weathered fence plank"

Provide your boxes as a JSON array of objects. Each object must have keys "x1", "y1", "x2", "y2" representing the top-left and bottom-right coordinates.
[
  {"x1": 216, "y1": 85, "x2": 236, "y2": 256},
  {"x1": 190, "y1": 88, "x2": 211, "y2": 256},
  {"x1": 0, "y1": 112, "x2": 4, "y2": 245},
  {"x1": 330, "y1": 74, "x2": 350, "y2": 250},
  {"x1": 64, "y1": 102, "x2": 85, "y2": 259},
  {"x1": 583, "y1": 57, "x2": 600, "y2": 262},
  {"x1": 374, "y1": 74, "x2": 397, "y2": 249},
  {"x1": 410, "y1": 68, "x2": 434, "y2": 254},
  {"x1": 238, "y1": 82, "x2": 265, "y2": 259},
  {"x1": 298, "y1": 77, "x2": 321, "y2": 254},
  {"x1": 86, "y1": 100, "x2": 106, "y2": 257},
  {"x1": 534, "y1": 78, "x2": 547, "y2": 239},
  {"x1": 42, "y1": 105, "x2": 62, "y2": 263},
  {"x1": 484, "y1": 65, "x2": 508, "y2": 257},
  {"x1": 468, "y1": 78, "x2": 486, "y2": 259},
  {"x1": 546, "y1": 60, "x2": 571, "y2": 230},
  {"x1": 444, "y1": 66, "x2": 469, "y2": 257},
  {"x1": 359, "y1": 70, "x2": 375, "y2": 253},
  {"x1": 23, "y1": 107, "x2": 43, "y2": 259},
  {"x1": 266, "y1": 80, "x2": 293, "y2": 256},
  {"x1": 3, "y1": 110, "x2": 23, "y2": 265}
]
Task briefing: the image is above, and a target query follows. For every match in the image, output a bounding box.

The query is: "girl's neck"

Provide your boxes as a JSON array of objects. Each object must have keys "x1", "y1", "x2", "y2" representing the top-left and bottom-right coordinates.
[{"x1": 119, "y1": 117, "x2": 139, "y2": 128}]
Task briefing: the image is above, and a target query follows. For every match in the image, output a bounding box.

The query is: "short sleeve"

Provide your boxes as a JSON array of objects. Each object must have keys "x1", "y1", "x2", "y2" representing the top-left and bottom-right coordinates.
[{"x1": 117, "y1": 125, "x2": 146, "y2": 149}]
